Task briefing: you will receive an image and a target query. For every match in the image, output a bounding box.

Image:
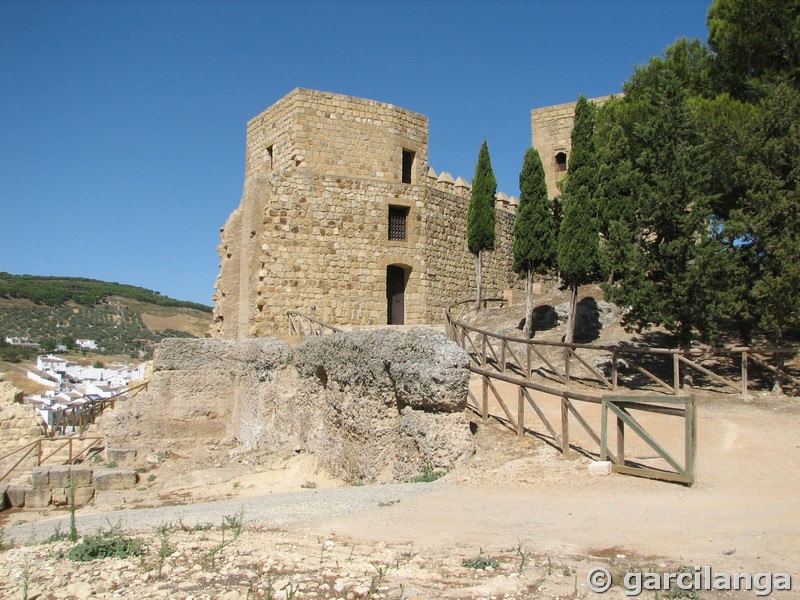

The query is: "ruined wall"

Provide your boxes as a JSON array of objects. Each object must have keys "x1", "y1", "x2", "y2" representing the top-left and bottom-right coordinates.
[
  {"x1": 531, "y1": 95, "x2": 614, "y2": 199},
  {"x1": 213, "y1": 88, "x2": 522, "y2": 338},
  {"x1": 99, "y1": 333, "x2": 474, "y2": 484},
  {"x1": 0, "y1": 382, "x2": 44, "y2": 472}
]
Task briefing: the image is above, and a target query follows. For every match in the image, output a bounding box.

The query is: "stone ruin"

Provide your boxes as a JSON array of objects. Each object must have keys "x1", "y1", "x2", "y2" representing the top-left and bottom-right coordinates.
[{"x1": 99, "y1": 328, "x2": 475, "y2": 484}]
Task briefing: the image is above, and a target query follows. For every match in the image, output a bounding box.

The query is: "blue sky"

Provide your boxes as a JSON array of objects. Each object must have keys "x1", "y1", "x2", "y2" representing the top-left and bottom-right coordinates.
[{"x1": 1, "y1": 0, "x2": 710, "y2": 306}]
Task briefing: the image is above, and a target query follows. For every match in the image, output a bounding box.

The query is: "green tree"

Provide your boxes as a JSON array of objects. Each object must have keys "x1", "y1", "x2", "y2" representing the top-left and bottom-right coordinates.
[
  {"x1": 513, "y1": 148, "x2": 557, "y2": 338},
  {"x1": 467, "y1": 140, "x2": 497, "y2": 310},
  {"x1": 602, "y1": 59, "x2": 717, "y2": 347},
  {"x1": 557, "y1": 96, "x2": 600, "y2": 343},
  {"x1": 707, "y1": 0, "x2": 800, "y2": 98}
]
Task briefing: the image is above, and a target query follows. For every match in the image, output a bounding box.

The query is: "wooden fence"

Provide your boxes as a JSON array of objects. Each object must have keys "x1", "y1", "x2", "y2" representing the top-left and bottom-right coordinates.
[
  {"x1": 446, "y1": 299, "x2": 798, "y2": 398},
  {"x1": 44, "y1": 380, "x2": 149, "y2": 437},
  {"x1": 287, "y1": 311, "x2": 343, "y2": 337},
  {"x1": 0, "y1": 436, "x2": 104, "y2": 485}
]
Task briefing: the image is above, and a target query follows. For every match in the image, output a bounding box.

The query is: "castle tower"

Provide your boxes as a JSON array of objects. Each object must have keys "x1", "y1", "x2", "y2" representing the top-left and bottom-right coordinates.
[{"x1": 212, "y1": 88, "x2": 518, "y2": 338}]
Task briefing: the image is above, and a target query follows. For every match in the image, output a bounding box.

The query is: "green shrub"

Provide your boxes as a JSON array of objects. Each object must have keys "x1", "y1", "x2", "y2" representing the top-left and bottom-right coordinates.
[{"x1": 68, "y1": 533, "x2": 144, "y2": 562}]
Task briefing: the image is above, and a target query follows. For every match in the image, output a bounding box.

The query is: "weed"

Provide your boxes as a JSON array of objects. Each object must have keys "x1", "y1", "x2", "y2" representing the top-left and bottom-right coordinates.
[
  {"x1": 562, "y1": 565, "x2": 573, "y2": 576},
  {"x1": 232, "y1": 481, "x2": 240, "y2": 490},
  {"x1": 106, "y1": 461, "x2": 118, "y2": 469},
  {"x1": 513, "y1": 540, "x2": 531, "y2": 572},
  {"x1": 147, "y1": 474, "x2": 156, "y2": 482},
  {"x1": 68, "y1": 479, "x2": 78, "y2": 543},
  {"x1": 44, "y1": 523, "x2": 69, "y2": 544},
  {"x1": 21, "y1": 558, "x2": 31, "y2": 600},
  {"x1": 301, "y1": 480, "x2": 317, "y2": 489},
  {"x1": 221, "y1": 507, "x2": 245, "y2": 540},
  {"x1": 155, "y1": 529, "x2": 175, "y2": 579},
  {"x1": 410, "y1": 465, "x2": 447, "y2": 483},
  {"x1": 68, "y1": 531, "x2": 144, "y2": 562},
  {"x1": 135, "y1": 467, "x2": 147, "y2": 474},
  {"x1": 462, "y1": 555, "x2": 499, "y2": 570}
]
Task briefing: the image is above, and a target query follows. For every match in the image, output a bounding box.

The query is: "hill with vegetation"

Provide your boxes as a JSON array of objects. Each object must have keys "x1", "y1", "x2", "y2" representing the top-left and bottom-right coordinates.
[{"x1": 0, "y1": 272, "x2": 213, "y2": 359}]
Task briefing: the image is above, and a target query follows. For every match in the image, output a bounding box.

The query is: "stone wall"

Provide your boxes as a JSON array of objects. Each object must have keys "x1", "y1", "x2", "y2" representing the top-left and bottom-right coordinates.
[
  {"x1": 212, "y1": 88, "x2": 522, "y2": 338},
  {"x1": 0, "y1": 382, "x2": 44, "y2": 473}
]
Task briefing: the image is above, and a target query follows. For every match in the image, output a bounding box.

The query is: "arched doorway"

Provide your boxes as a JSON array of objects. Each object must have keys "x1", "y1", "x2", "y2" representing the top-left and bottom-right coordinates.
[{"x1": 386, "y1": 264, "x2": 411, "y2": 325}]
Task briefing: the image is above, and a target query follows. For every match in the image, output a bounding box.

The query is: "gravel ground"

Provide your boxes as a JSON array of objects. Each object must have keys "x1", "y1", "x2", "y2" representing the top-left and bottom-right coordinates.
[{"x1": 3, "y1": 481, "x2": 448, "y2": 545}]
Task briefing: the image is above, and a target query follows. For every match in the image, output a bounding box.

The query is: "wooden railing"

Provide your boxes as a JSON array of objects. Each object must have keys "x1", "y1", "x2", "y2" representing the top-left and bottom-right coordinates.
[
  {"x1": 445, "y1": 300, "x2": 797, "y2": 398},
  {"x1": 0, "y1": 436, "x2": 104, "y2": 485},
  {"x1": 287, "y1": 311, "x2": 343, "y2": 337},
  {"x1": 43, "y1": 380, "x2": 149, "y2": 437}
]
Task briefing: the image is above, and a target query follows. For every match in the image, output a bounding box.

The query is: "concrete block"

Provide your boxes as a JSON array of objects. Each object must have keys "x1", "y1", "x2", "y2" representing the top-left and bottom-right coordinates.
[
  {"x1": 106, "y1": 448, "x2": 137, "y2": 467},
  {"x1": 49, "y1": 465, "x2": 71, "y2": 488},
  {"x1": 25, "y1": 487, "x2": 51, "y2": 508},
  {"x1": 31, "y1": 466, "x2": 51, "y2": 489},
  {"x1": 588, "y1": 460, "x2": 613, "y2": 476},
  {"x1": 70, "y1": 465, "x2": 93, "y2": 487},
  {"x1": 6, "y1": 484, "x2": 30, "y2": 507},
  {"x1": 93, "y1": 469, "x2": 138, "y2": 491}
]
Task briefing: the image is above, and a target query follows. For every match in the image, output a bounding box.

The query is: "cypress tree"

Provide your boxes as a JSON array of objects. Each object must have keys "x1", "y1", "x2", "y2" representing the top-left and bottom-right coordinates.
[
  {"x1": 467, "y1": 140, "x2": 497, "y2": 310},
  {"x1": 513, "y1": 148, "x2": 556, "y2": 337},
  {"x1": 557, "y1": 96, "x2": 600, "y2": 343}
]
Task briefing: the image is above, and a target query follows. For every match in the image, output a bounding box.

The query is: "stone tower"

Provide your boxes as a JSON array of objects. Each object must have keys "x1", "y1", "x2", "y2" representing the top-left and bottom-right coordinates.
[
  {"x1": 531, "y1": 95, "x2": 614, "y2": 199},
  {"x1": 211, "y1": 88, "x2": 519, "y2": 338}
]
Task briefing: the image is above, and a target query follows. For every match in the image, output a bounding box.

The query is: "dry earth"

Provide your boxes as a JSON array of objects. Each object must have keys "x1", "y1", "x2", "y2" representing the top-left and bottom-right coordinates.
[{"x1": 1, "y1": 383, "x2": 798, "y2": 599}]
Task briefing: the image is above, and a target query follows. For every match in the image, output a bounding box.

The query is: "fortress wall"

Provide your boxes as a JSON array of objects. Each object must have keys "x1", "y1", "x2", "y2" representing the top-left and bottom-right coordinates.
[
  {"x1": 248, "y1": 172, "x2": 430, "y2": 335},
  {"x1": 423, "y1": 184, "x2": 518, "y2": 321},
  {"x1": 246, "y1": 89, "x2": 429, "y2": 184}
]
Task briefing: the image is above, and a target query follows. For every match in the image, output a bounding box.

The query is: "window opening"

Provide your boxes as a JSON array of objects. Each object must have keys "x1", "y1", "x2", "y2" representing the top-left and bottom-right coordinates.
[
  {"x1": 267, "y1": 145, "x2": 274, "y2": 169},
  {"x1": 555, "y1": 151, "x2": 567, "y2": 172},
  {"x1": 402, "y1": 149, "x2": 415, "y2": 184},
  {"x1": 388, "y1": 206, "x2": 409, "y2": 241}
]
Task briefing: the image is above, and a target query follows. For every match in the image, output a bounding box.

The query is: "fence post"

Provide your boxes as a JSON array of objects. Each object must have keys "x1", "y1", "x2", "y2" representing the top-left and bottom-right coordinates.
[
  {"x1": 741, "y1": 350, "x2": 749, "y2": 398},
  {"x1": 500, "y1": 340, "x2": 506, "y2": 373},
  {"x1": 612, "y1": 350, "x2": 618, "y2": 391},
  {"x1": 482, "y1": 375, "x2": 489, "y2": 423},
  {"x1": 616, "y1": 412, "x2": 625, "y2": 466},
  {"x1": 517, "y1": 386, "x2": 524, "y2": 437},
  {"x1": 673, "y1": 352, "x2": 681, "y2": 395},
  {"x1": 564, "y1": 349, "x2": 571, "y2": 385},
  {"x1": 561, "y1": 397, "x2": 570, "y2": 454},
  {"x1": 526, "y1": 343, "x2": 532, "y2": 379}
]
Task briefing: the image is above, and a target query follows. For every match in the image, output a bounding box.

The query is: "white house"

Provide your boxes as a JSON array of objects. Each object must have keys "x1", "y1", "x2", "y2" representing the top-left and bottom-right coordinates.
[{"x1": 75, "y1": 339, "x2": 98, "y2": 351}]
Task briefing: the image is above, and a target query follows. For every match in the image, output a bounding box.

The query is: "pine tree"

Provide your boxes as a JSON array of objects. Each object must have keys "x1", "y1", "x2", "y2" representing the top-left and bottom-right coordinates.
[
  {"x1": 513, "y1": 148, "x2": 556, "y2": 337},
  {"x1": 467, "y1": 140, "x2": 497, "y2": 311},
  {"x1": 557, "y1": 96, "x2": 599, "y2": 343},
  {"x1": 602, "y1": 59, "x2": 716, "y2": 347}
]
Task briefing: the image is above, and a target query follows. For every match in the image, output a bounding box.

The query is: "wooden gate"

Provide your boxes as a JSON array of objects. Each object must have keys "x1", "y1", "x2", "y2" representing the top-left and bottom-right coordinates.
[{"x1": 601, "y1": 394, "x2": 696, "y2": 485}]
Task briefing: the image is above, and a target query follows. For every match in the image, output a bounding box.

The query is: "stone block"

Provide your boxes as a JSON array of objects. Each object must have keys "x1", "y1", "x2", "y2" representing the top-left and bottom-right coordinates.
[
  {"x1": 106, "y1": 448, "x2": 137, "y2": 467},
  {"x1": 588, "y1": 461, "x2": 613, "y2": 476},
  {"x1": 70, "y1": 465, "x2": 93, "y2": 487},
  {"x1": 24, "y1": 487, "x2": 51, "y2": 508},
  {"x1": 49, "y1": 465, "x2": 71, "y2": 488},
  {"x1": 0, "y1": 484, "x2": 6, "y2": 510},
  {"x1": 51, "y1": 487, "x2": 68, "y2": 506},
  {"x1": 93, "y1": 469, "x2": 138, "y2": 491},
  {"x1": 31, "y1": 466, "x2": 51, "y2": 489},
  {"x1": 6, "y1": 484, "x2": 29, "y2": 507},
  {"x1": 73, "y1": 486, "x2": 95, "y2": 507}
]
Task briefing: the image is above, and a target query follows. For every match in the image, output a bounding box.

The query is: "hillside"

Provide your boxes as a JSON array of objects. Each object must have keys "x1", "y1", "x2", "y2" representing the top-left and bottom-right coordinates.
[{"x1": 0, "y1": 273, "x2": 213, "y2": 358}]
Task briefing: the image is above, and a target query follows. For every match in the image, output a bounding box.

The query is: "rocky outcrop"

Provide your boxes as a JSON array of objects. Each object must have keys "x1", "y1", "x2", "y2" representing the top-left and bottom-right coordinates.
[
  {"x1": 99, "y1": 329, "x2": 474, "y2": 484},
  {"x1": 294, "y1": 328, "x2": 474, "y2": 482},
  {"x1": 0, "y1": 381, "x2": 44, "y2": 472}
]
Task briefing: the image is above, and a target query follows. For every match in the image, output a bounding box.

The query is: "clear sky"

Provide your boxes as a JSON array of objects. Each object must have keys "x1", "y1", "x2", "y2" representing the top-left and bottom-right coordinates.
[{"x1": 0, "y1": 0, "x2": 711, "y2": 306}]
